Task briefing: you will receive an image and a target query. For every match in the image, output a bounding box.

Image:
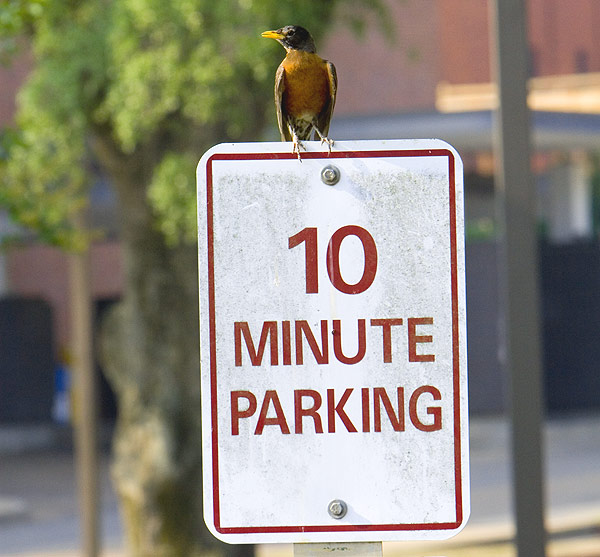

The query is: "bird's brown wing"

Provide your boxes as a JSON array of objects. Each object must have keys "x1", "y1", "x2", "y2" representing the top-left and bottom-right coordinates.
[
  {"x1": 316, "y1": 60, "x2": 337, "y2": 137},
  {"x1": 274, "y1": 63, "x2": 291, "y2": 141}
]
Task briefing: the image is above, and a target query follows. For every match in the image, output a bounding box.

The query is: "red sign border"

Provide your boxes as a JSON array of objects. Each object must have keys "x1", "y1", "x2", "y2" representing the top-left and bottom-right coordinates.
[{"x1": 203, "y1": 148, "x2": 464, "y2": 536}]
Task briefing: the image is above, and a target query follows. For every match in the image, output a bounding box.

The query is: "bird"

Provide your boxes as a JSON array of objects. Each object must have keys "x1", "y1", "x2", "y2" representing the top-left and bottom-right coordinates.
[{"x1": 261, "y1": 25, "x2": 337, "y2": 160}]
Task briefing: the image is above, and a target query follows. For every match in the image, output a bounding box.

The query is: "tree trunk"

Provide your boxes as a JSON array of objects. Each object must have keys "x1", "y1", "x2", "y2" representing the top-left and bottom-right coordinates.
[
  {"x1": 96, "y1": 142, "x2": 249, "y2": 556},
  {"x1": 101, "y1": 242, "x2": 205, "y2": 555}
]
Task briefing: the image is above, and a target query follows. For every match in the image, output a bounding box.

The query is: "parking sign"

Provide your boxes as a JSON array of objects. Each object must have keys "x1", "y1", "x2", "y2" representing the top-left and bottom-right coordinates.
[{"x1": 197, "y1": 140, "x2": 469, "y2": 544}]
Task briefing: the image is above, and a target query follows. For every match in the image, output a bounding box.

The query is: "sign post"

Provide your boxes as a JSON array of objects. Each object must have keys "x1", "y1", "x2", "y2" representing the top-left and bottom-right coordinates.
[
  {"x1": 197, "y1": 139, "x2": 469, "y2": 546},
  {"x1": 490, "y1": 1, "x2": 546, "y2": 555}
]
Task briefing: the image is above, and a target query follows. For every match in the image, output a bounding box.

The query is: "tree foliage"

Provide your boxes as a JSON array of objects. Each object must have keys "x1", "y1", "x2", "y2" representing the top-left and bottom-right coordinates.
[
  {"x1": 1, "y1": 0, "x2": 388, "y2": 248},
  {"x1": 0, "y1": 0, "x2": 46, "y2": 61}
]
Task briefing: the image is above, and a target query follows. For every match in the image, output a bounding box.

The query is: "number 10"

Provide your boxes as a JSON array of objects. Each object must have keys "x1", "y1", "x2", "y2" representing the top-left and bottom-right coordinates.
[{"x1": 288, "y1": 226, "x2": 378, "y2": 295}]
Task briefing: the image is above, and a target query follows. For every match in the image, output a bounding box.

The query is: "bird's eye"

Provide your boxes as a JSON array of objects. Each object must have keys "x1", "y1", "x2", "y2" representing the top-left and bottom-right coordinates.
[{"x1": 288, "y1": 28, "x2": 295, "y2": 36}]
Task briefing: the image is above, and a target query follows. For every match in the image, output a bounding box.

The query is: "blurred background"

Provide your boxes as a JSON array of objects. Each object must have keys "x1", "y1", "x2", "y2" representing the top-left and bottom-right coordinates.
[{"x1": 0, "y1": 0, "x2": 599, "y2": 556}]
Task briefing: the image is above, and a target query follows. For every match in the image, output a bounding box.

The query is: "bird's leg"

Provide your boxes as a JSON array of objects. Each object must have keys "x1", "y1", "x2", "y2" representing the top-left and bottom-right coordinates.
[
  {"x1": 313, "y1": 126, "x2": 334, "y2": 155},
  {"x1": 291, "y1": 129, "x2": 306, "y2": 161}
]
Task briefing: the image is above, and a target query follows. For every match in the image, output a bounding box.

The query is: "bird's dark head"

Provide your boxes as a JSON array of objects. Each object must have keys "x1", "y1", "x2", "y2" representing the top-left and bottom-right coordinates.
[{"x1": 261, "y1": 25, "x2": 317, "y2": 53}]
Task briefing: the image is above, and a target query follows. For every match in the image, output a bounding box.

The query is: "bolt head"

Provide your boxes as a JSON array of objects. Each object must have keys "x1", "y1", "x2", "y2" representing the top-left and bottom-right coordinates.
[
  {"x1": 327, "y1": 499, "x2": 348, "y2": 519},
  {"x1": 321, "y1": 165, "x2": 341, "y2": 186}
]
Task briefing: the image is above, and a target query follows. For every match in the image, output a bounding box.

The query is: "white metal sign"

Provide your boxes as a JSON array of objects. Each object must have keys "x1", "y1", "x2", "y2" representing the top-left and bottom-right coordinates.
[{"x1": 197, "y1": 140, "x2": 469, "y2": 544}]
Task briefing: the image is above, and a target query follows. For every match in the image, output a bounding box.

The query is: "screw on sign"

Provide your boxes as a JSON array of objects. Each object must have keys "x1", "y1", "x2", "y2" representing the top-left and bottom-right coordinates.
[
  {"x1": 321, "y1": 165, "x2": 341, "y2": 186},
  {"x1": 328, "y1": 500, "x2": 348, "y2": 520},
  {"x1": 197, "y1": 140, "x2": 470, "y2": 545}
]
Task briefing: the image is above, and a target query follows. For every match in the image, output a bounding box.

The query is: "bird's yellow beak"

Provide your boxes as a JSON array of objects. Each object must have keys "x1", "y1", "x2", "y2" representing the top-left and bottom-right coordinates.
[{"x1": 261, "y1": 30, "x2": 285, "y2": 40}]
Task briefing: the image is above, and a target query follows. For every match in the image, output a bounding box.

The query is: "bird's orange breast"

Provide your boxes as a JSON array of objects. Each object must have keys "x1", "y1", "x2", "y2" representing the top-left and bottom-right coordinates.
[{"x1": 281, "y1": 51, "x2": 330, "y2": 119}]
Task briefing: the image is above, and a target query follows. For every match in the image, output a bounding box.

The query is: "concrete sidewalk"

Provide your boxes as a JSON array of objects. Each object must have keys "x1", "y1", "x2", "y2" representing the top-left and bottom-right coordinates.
[{"x1": 1, "y1": 414, "x2": 599, "y2": 556}]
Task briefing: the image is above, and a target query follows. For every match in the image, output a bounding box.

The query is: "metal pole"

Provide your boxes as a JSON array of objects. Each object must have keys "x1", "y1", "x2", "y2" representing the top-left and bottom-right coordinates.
[
  {"x1": 294, "y1": 542, "x2": 382, "y2": 557},
  {"x1": 70, "y1": 245, "x2": 100, "y2": 557},
  {"x1": 489, "y1": 1, "x2": 546, "y2": 556}
]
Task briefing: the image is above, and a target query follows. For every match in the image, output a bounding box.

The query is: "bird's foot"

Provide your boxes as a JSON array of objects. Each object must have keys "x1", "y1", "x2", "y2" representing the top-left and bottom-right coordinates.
[
  {"x1": 321, "y1": 136, "x2": 334, "y2": 155},
  {"x1": 314, "y1": 129, "x2": 334, "y2": 155},
  {"x1": 292, "y1": 137, "x2": 306, "y2": 161}
]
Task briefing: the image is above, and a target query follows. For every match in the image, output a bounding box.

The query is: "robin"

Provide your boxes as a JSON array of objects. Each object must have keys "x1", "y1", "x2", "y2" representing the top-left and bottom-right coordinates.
[{"x1": 261, "y1": 25, "x2": 337, "y2": 160}]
